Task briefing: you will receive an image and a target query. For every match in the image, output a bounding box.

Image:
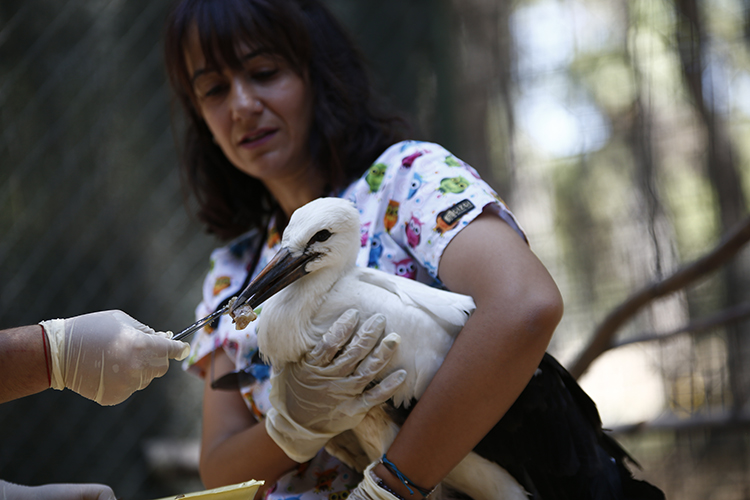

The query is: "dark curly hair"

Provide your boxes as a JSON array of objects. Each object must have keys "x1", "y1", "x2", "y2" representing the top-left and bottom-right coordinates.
[{"x1": 164, "y1": 0, "x2": 409, "y2": 240}]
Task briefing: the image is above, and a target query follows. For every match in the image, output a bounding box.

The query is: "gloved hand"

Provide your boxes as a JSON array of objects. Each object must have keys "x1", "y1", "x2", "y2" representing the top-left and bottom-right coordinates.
[
  {"x1": 348, "y1": 462, "x2": 435, "y2": 500},
  {"x1": 348, "y1": 463, "x2": 396, "y2": 500},
  {"x1": 265, "y1": 309, "x2": 407, "y2": 463},
  {"x1": 0, "y1": 479, "x2": 116, "y2": 500},
  {"x1": 39, "y1": 310, "x2": 190, "y2": 406}
]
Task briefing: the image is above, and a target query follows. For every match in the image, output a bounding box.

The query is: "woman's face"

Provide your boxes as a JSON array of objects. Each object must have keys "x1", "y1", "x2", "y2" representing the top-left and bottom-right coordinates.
[{"x1": 184, "y1": 28, "x2": 314, "y2": 185}]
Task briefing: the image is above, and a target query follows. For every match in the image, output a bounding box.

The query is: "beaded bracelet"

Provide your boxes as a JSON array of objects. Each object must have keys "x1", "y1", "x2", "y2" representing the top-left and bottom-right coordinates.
[
  {"x1": 375, "y1": 478, "x2": 407, "y2": 500},
  {"x1": 379, "y1": 454, "x2": 435, "y2": 499}
]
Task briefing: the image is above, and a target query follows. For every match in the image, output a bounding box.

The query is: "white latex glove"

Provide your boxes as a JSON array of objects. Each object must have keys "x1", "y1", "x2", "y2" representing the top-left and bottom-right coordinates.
[
  {"x1": 0, "y1": 479, "x2": 116, "y2": 500},
  {"x1": 348, "y1": 462, "x2": 436, "y2": 500},
  {"x1": 265, "y1": 309, "x2": 407, "y2": 463},
  {"x1": 39, "y1": 310, "x2": 190, "y2": 406}
]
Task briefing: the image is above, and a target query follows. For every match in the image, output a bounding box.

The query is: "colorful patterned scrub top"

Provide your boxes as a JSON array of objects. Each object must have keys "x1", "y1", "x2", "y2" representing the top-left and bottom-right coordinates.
[{"x1": 183, "y1": 140, "x2": 526, "y2": 499}]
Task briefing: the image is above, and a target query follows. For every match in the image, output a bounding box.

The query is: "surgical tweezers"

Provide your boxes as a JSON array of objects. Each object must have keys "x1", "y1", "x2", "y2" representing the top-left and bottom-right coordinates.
[{"x1": 172, "y1": 304, "x2": 231, "y2": 342}]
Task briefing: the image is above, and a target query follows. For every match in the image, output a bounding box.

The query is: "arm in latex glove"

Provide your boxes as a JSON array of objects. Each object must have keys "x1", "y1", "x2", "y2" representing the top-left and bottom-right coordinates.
[
  {"x1": 348, "y1": 463, "x2": 410, "y2": 500},
  {"x1": 39, "y1": 310, "x2": 190, "y2": 406},
  {"x1": 266, "y1": 309, "x2": 407, "y2": 463},
  {"x1": 0, "y1": 479, "x2": 116, "y2": 500}
]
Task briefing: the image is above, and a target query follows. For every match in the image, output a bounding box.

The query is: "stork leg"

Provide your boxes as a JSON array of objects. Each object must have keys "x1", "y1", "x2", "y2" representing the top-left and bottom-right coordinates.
[{"x1": 326, "y1": 405, "x2": 526, "y2": 500}]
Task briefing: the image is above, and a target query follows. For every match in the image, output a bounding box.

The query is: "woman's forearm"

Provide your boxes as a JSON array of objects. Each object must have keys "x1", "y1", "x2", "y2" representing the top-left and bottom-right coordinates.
[
  {"x1": 0, "y1": 325, "x2": 50, "y2": 403},
  {"x1": 375, "y1": 214, "x2": 563, "y2": 496},
  {"x1": 200, "y1": 416, "x2": 297, "y2": 490},
  {"x1": 199, "y1": 350, "x2": 298, "y2": 490},
  {"x1": 374, "y1": 298, "x2": 560, "y2": 494}
]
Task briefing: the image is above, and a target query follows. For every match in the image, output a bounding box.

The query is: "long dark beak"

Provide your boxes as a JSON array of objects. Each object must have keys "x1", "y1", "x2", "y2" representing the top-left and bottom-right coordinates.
[
  {"x1": 172, "y1": 247, "x2": 318, "y2": 342},
  {"x1": 230, "y1": 247, "x2": 318, "y2": 315}
]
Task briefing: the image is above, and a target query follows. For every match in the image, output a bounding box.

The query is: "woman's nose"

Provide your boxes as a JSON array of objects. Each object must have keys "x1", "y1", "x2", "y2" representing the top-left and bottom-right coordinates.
[{"x1": 230, "y1": 79, "x2": 262, "y2": 120}]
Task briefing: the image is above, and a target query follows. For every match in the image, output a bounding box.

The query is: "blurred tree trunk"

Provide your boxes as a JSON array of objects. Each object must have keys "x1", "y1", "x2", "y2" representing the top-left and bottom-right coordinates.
[
  {"x1": 673, "y1": 0, "x2": 750, "y2": 413},
  {"x1": 448, "y1": 0, "x2": 515, "y2": 195},
  {"x1": 627, "y1": 33, "x2": 670, "y2": 282}
]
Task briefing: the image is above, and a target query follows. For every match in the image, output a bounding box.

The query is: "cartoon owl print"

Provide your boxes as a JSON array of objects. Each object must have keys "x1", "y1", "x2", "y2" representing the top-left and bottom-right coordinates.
[
  {"x1": 407, "y1": 172, "x2": 423, "y2": 200},
  {"x1": 368, "y1": 233, "x2": 383, "y2": 268},
  {"x1": 437, "y1": 176, "x2": 470, "y2": 194},
  {"x1": 329, "y1": 491, "x2": 350, "y2": 500},
  {"x1": 401, "y1": 151, "x2": 423, "y2": 168},
  {"x1": 444, "y1": 154, "x2": 462, "y2": 167},
  {"x1": 405, "y1": 215, "x2": 422, "y2": 248},
  {"x1": 383, "y1": 200, "x2": 400, "y2": 233},
  {"x1": 213, "y1": 276, "x2": 232, "y2": 296},
  {"x1": 394, "y1": 258, "x2": 417, "y2": 280},
  {"x1": 365, "y1": 163, "x2": 388, "y2": 193},
  {"x1": 314, "y1": 466, "x2": 339, "y2": 493},
  {"x1": 293, "y1": 460, "x2": 311, "y2": 478},
  {"x1": 360, "y1": 222, "x2": 371, "y2": 247}
]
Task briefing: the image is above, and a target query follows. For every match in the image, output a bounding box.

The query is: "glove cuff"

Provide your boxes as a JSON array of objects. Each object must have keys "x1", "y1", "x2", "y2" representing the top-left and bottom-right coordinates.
[
  {"x1": 38, "y1": 318, "x2": 67, "y2": 391},
  {"x1": 350, "y1": 462, "x2": 404, "y2": 500},
  {"x1": 264, "y1": 407, "x2": 335, "y2": 463}
]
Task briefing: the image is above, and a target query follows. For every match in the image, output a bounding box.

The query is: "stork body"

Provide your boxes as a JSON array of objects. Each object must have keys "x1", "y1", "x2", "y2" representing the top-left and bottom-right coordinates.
[
  {"x1": 234, "y1": 197, "x2": 664, "y2": 500},
  {"x1": 251, "y1": 198, "x2": 523, "y2": 499},
  {"x1": 258, "y1": 259, "x2": 471, "y2": 408}
]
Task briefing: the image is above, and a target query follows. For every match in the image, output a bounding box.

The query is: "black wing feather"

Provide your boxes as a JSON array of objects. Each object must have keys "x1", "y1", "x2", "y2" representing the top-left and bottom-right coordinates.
[
  {"x1": 474, "y1": 353, "x2": 665, "y2": 500},
  {"x1": 384, "y1": 353, "x2": 664, "y2": 499}
]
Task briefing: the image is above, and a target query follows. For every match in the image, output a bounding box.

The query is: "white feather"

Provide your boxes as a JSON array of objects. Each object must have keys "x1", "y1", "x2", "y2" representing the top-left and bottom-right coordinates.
[{"x1": 254, "y1": 197, "x2": 525, "y2": 499}]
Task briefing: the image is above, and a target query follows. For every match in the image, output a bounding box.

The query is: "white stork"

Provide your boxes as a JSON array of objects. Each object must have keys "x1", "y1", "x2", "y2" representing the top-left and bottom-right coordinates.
[{"x1": 229, "y1": 197, "x2": 664, "y2": 500}]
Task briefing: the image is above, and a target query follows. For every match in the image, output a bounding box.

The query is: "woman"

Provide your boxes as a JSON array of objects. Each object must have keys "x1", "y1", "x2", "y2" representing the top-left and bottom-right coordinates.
[{"x1": 164, "y1": 0, "x2": 562, "y2": 498}]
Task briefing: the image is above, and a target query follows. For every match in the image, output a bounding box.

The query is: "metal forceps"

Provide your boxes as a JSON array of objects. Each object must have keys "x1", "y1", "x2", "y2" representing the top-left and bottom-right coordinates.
[
  {"x1": 171, "y1": 228, "x2": 298, "y2": 342},
  {"x1": 172, "y1": 304, "x2": 231, "y2": 342}
]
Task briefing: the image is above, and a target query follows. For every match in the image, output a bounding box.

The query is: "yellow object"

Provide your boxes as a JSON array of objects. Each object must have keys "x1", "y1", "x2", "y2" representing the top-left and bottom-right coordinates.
[{"x1": 152, "y1": 480, "x2": 264, "y2": 500}]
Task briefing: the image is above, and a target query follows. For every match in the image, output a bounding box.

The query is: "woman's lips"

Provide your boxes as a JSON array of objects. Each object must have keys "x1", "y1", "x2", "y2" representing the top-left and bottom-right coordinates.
[{"x1": 239, "y1": 128, "x2": 277, "y2": 149}]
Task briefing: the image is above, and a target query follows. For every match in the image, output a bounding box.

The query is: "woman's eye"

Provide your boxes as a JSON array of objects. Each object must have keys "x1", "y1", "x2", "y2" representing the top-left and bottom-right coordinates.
[
  {"x1": 195, "y1": 79, "x2": 226, "y2": 99},
  {"x1": 204, "y1": 85, "x2": 225, "y2": 97},
  {"x1": 252, "y1": 69, "x2": 278, "y2": 81}
]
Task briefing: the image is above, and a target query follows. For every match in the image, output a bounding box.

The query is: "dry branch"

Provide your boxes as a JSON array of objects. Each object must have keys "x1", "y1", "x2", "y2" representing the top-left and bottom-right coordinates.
[
  {"x1": 612, "y1": 300, "x2": 750, "y2": 348},
  {"x1": 569, "y1": 215, "x2": 750, "y2": 379}
]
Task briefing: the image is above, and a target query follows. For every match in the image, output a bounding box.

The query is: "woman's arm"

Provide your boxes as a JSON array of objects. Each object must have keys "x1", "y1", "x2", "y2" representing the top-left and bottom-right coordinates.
[
  {"x1": 1, "y1": 312, "x2": 189, "y2": 406},
  {"x1": 199, "y1": 312, "x2": 406, "y2": 492},
  {"x1": 373, "y1": 212, "x2": 564, "y2": 496},
  {"x1": 199, "y1": 349, "x2": 297, "y2": 490},
  {"x1": 0, "y1": 325, "x2": 50, "y2": 403}
]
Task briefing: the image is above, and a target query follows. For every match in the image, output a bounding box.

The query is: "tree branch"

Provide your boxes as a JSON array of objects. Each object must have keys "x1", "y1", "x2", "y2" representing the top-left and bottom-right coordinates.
[
  {"x1": 569, "y1": 215, "x2": 750, "y2": 379},
  {"x1": 612, "y1": 300, "x2": 750, "y2": 349}
]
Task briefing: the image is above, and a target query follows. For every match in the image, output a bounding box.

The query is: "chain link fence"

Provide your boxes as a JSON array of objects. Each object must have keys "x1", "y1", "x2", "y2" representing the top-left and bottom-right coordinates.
[
  {"x1": 3, "y1": 0, "x2": 750, "y2": 499},
  {"x1": 0, "y1": 1, "x2": 456, "y2": 497},
  {"x1": 0, "y1": 0, "x2": 215, "y2": 497}
]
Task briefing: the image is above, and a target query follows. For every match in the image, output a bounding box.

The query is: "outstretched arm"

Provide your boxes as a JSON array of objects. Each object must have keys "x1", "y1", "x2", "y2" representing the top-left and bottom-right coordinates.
[
  {"x1": 0, "y1": 310, "x2": 190, "y2": 405},
  {"x1": 372, "y1": 213, "x2": 563, "y2": 497}
]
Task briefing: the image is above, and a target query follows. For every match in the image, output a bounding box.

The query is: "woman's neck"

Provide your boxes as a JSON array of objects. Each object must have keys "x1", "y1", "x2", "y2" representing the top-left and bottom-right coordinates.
[{"x1": 265, "y1": 166, "x2": 328, "y2": 219}]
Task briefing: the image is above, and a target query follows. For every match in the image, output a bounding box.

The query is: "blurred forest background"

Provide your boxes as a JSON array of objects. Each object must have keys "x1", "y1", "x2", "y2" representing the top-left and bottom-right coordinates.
[{"x1": 2, "y1": 0, "x2": 750, "y2": 498}]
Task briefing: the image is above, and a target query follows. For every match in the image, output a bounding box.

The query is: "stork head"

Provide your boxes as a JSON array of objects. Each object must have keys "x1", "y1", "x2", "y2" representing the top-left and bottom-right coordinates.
[{"x1": 230, "y1": 197, "x2": 361, "y2": 314}]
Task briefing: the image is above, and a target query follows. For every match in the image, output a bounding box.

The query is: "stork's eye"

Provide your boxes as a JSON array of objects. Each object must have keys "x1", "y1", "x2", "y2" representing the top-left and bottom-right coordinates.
[{"x1": 309, "y1": 229, "x2": 332, "y2": 245}]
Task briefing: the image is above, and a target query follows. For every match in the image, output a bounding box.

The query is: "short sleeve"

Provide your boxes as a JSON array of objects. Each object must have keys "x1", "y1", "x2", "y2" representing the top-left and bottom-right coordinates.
[{"x1": 343, "y1": 141, "x2": 526, "y2": 281}]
